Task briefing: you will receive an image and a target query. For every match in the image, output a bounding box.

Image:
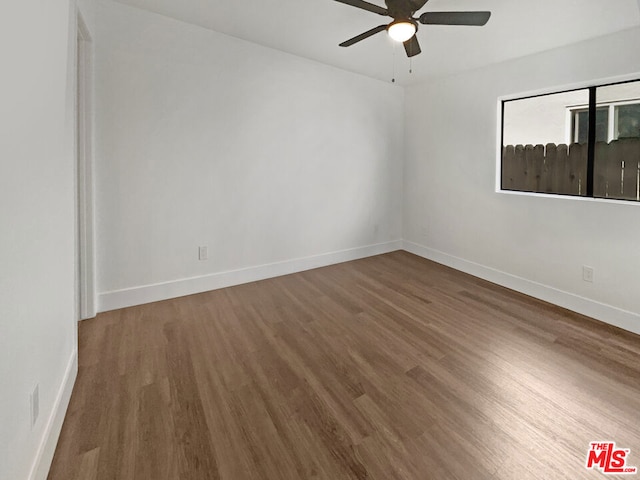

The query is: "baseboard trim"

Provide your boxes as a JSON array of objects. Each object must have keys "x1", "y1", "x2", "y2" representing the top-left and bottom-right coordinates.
[
  {"x1": 29, "y1": 349, "x2": 78, "y2": 480},
  {"x1": 403, "y1": 241, "x2": 640, "y2": 337},
  {"x1": 97, "y1": 239, "x2": 639, "y2": 336},
  {"x1": 98, "y1": 240, "x2": 404, "y2": 312}
]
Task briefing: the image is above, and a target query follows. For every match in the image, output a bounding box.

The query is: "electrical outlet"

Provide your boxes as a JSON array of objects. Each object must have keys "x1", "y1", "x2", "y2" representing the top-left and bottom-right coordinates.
[
  {"x1": 582, "y1": 265, "x2": 594, "y2": 283},
  {"x1": 198, "y1": 246, "x2": 208, "y2": 261},
  {"x1": 30, "y1": 385, "x2": 39, "y2": 429}
]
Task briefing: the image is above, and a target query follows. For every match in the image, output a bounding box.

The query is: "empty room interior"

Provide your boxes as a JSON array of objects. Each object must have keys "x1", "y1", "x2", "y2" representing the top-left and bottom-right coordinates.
[{"x1": 3, "y1": 0, "x2": 640, "y2": 479}]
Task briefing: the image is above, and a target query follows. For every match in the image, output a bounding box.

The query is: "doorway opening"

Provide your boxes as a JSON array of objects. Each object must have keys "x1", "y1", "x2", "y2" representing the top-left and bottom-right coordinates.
[{"x1": 76, "y1": 13, "x2": 96, "y2": 320}]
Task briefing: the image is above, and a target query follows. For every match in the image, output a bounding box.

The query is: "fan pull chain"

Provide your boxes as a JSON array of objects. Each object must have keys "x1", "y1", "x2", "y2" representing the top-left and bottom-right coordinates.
[
  {"x1": 409, "y1": 56, "x2": 413, "y2": 75},
  {"x1": 392, "y1": 43, "x2": 396, "y2": 83}
]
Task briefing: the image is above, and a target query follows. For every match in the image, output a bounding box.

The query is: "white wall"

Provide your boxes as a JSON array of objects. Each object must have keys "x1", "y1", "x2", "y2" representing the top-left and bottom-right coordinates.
[
  {"x1": 1, "y1": 2, "x2": 637, "y2": 479},
  {"x1": 404, "y1": 26, "x2": 640, "y2": 335},
  {"x1": 0, "y1": 0, "x2": 94, "y2": 479},
  {"x1": 94, "y1": 1, "x2": 404, "y2": 310}
]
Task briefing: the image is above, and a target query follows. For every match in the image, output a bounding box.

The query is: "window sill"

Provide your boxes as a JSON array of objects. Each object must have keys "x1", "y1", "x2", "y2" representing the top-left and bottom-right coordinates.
[{"x1": 495, "y1": 188, "x2": 640, "y2": 206}]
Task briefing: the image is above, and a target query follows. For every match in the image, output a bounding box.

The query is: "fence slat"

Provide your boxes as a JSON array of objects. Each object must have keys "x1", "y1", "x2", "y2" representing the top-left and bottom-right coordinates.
[
  {"x1": 605, "y1": 141, "x2": 624, "y2": 198},
  {"x1": 556, "y1": 144, "x2": 570, "y2": 194},
  {"x1": 513, "y1": 145, "x2": 526, "y2": 190},
  {"x1": 619, "y1": 138, "x2": 640, "y2": 200},
  {"x1": 502, "y1": 145, "x2": 516, "y2": 190},
  {"x1": 544, "y1": 143, "x2": 557, "y2": 193},
  {"x1": 524, "y1": 144, "x2": 545, "y2": 192},
  {"x1": 594, "y1": 141, "x2": 612, "y2": 197},
  {"x1": 523, "y1": 145, "x2": 535, "y2": 191},
  {"x1": 568, "y1": 143, "x2": 587, "y2": 196}
]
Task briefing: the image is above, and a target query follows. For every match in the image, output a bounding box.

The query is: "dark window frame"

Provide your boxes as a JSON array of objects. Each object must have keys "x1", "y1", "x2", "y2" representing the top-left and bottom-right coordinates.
[{"x1": 500, "y1": 78, "x2": 640, "y2": 203}]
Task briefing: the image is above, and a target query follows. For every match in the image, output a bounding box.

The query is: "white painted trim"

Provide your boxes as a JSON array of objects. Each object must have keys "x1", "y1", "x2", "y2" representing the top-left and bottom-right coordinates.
[
  {"x1": 495, "y1": 99, "x2": 503, "y2": 192},
  {"x1": 98, "y1": 240, "x2": 404, "y2": 312},
  {"x1": 402, "y1": 240, "x2": 640, "y2": 337},
  {"x1": 29, "y1": 351, "x2": 78, "y2": 480},
  {"x1": 98, "y1": 238, "x2": 640, "y2": 334},
  {"x1": 496, "y1": 188, "x2": 640, "y2": 207},
  {"x1": 77, "y1": 11, "x2": 97, "y2": 320}
]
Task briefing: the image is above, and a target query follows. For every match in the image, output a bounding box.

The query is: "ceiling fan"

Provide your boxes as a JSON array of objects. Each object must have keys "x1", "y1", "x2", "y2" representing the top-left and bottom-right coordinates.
[{"x1": 335, "y1": 0, "x2": 491, "y2": 57}]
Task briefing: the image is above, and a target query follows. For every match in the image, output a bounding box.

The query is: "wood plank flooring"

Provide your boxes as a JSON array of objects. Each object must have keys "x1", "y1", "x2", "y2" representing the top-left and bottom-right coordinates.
[{"x1": 48, "y1": 251, "x2": 640, "y2": 480}]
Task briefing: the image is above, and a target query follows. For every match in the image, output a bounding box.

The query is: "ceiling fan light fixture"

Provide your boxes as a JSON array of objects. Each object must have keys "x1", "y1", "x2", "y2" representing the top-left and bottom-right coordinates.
[{"x1": 387, "y1": 20, "x2": 417, "y2": 43}]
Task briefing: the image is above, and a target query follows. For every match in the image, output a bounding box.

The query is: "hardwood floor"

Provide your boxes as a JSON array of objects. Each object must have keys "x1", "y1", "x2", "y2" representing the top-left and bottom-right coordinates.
[{"x1": 48, "y1": 251, "x2": 640, "y2": 480}]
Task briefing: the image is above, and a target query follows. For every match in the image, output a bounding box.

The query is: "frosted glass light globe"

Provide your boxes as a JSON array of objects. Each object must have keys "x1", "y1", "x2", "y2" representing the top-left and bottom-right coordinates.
[{"x1": 388, "y1": 21, "x2": 417, "y2": 42}]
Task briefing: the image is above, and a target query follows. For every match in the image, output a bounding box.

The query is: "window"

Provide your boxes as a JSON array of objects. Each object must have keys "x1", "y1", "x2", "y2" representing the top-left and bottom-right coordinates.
[
  {"x1": 501, "y1": 79, "x2": 640, "y2": 202},
  {"x1": 616, "y1": 103, "x2": 640, "y2": 139},
  {"x1": 571, "y1": 107, "x2": 608, "y2": 144},
  {"x1": 569, "y1": 103, "x2": 640, "y2": 144}
]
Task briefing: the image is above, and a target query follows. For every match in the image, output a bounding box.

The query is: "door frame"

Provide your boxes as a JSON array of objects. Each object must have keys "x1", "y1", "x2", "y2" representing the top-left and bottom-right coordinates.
[{"x1": 76, "y1": 11, "x2": 96, "y2": 320}]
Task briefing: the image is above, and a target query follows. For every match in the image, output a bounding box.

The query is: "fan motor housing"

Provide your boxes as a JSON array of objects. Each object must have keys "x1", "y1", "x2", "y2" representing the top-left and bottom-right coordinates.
[{"x1": 385, "y1": 0, "x2": 423, "y2": 18}]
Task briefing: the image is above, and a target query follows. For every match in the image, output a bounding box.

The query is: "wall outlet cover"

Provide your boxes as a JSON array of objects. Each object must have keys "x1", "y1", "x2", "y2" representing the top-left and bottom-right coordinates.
[{"x1": 583, "y1": 265, "x2": 594, "y2": 283}]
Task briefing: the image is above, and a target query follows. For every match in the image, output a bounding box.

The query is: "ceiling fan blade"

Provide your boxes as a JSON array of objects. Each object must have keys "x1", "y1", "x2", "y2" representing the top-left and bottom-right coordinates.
[
  {"x1": 339, "y1": 24, "x2": 388, "y2": 47},
  {"x1": 403, "y1": 35, "x2": 421, "y2": 57},
  {"x1": 418, "y1": 11, "x2": 491, "y2": 26},
  {"x1": 333, "y1": 0, "x2": 389, "y2": 16}
]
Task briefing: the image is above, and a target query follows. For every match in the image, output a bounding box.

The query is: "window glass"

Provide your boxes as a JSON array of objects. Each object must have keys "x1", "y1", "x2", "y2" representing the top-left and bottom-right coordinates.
[
  {"x1": 502, "y1": 89, "x2": 589, "y2": 195},
  {"x1": 501, "y1": 79, "x2": 640, "y2": 202},
  {"x1": 573, "y1": 107, "x2": 608, "y2": 144},
  {"x1": 594, "y1": 82, "x2": 640, "y2": 201},
  {"x1": 615, "y1": 104, "x2": 640, "y2": 139}
]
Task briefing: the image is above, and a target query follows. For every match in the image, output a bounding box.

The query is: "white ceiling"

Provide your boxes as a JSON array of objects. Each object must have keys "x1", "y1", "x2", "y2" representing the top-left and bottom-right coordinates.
[{"x1": 113, "y1": 0, "x2": 640, "y2": 85}]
